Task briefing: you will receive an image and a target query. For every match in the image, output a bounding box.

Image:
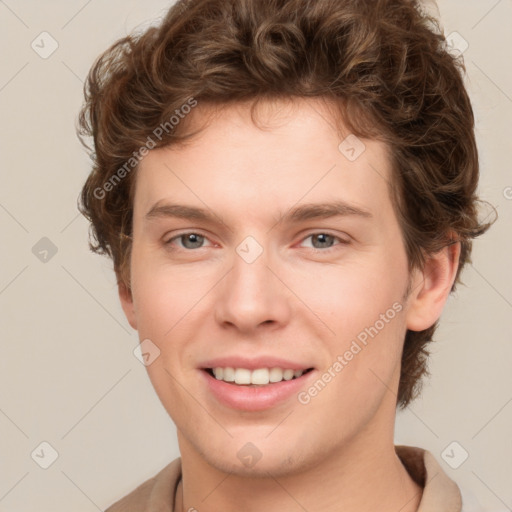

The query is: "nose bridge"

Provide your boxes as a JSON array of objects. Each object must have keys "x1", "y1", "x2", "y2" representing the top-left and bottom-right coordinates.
[{"x1": 214, "y1": 234, "x2": 290, "y2": 331}]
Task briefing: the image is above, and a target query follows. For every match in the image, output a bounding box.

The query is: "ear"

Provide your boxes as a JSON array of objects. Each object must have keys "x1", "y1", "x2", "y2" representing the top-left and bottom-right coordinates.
[
  {"x1": 405, "y1": 240, "x2": 461, "y2": 332},
  {"x1": 118, "y1": 280, "x2": 138, "y2": 330}
]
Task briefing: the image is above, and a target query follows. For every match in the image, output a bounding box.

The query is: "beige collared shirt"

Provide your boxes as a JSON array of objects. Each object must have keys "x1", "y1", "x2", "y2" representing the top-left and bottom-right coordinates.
[{"x1": 104, "y1": 445, "x2": 464, "y2": 511}]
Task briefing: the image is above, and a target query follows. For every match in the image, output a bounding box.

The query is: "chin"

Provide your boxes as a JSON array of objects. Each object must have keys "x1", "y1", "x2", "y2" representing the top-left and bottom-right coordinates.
[{"x1": 197, "y1": 437, "x2": 322, "y2": 479}]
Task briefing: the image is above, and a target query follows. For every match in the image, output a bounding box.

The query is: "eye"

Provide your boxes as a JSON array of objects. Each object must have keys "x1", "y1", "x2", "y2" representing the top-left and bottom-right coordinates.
[
  {"x1": 165, "y1": 232, "x2": 213, "y2": 250},
  {"x1": 163, "y1": 231, "x2": 348, "y2": 252},
  {"x1": 299, "y1": 232, "x2": 348, "y2": 251}
]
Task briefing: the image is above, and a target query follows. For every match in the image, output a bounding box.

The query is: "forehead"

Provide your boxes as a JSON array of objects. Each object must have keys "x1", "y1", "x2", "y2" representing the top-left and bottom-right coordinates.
[{"x1": 134, "y1": 98, "x2": 394, "y2": 224}]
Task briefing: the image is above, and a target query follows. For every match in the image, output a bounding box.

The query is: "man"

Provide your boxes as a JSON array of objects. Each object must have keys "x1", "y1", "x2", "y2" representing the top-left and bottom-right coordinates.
[{"x1": 78, "y1": 0, "x2": 492, "y2": 510}]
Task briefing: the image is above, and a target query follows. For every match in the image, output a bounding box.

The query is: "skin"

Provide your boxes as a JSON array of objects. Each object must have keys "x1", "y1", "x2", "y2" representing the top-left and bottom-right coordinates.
[{"x1": 119, "y1": 97, "x2": 460, "y2": 512}]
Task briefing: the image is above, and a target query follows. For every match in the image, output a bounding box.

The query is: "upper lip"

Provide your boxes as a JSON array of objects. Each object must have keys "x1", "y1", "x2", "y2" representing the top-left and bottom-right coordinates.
[{"x1": 199, "y1": 356, "x2": 314, "y2": 371}]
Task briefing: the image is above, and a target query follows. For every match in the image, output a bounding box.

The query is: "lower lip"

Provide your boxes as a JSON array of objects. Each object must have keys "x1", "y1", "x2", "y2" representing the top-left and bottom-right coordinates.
[{"x1": 200, "y1": 369, "x2": 315, "y2": 411}]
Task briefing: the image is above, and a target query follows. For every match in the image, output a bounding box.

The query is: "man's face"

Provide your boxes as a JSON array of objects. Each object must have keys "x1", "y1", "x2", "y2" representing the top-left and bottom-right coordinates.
[{"x1": 122, "y1": 98, "x2": 416, "y2": 476}]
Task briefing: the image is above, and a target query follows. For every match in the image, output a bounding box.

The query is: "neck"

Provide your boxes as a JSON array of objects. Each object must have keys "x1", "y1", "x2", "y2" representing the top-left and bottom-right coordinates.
[{"x1": 174, "y1": 434, "x2": 423, "y2": 512}]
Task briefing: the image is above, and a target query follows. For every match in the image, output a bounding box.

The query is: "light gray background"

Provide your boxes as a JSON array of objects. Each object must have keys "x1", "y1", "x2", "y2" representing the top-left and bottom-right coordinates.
[{"x1": 0, "y1": 1, "x2": 510, "y2": 511}]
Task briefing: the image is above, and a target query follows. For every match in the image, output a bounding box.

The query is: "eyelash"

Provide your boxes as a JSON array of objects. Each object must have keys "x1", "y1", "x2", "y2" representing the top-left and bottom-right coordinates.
[{"x1": 164, "y1": 231, "x2": 349, "y2": 253}]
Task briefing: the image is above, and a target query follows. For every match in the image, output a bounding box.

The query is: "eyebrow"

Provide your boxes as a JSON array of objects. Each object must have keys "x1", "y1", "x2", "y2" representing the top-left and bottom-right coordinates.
[{"x1": 145, "y1": 200, "x2": 373, "y2": 225}]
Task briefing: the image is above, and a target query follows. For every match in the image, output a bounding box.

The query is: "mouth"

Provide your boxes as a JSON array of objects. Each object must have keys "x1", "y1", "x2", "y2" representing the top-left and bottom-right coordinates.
[
  {"x1": 202, "y1": 367, "x2": 315, "y2": 386},
  {"x1": 199, "y1": 359, "x2": 317, "y2": 411}
]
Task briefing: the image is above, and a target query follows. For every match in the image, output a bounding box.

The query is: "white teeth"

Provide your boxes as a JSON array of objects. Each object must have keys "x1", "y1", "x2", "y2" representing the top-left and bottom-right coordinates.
[
  {"x1": 234, "y1": 368, "x2": 251, "y2": 384},
  {"x1": 269, "y1": 367, "x2": 284, "y2": 383},
  {"x1": 223, "y1": 367, "x2": 235, "y2": 382},
  {"x1": 251, "y1": 368, "x2": 269, "y2": 385},
  {"x1": 211, "y1": 367, "x2": 307, "y2": 385},
  {"x1": 283, "y1": 369, "x2": 294, "y2": 381}
]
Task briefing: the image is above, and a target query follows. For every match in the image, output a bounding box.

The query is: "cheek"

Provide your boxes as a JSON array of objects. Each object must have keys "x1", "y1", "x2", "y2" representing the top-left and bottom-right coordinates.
[
  {"x1": 290, "y1": 258, "x2": 406, "y2": 335},
  {"x1": 130, "y1": 248, "x2": 213, "y2": 336},
  {"x1": 288, "y1": 253, "x2": 409, "y2": 394}
]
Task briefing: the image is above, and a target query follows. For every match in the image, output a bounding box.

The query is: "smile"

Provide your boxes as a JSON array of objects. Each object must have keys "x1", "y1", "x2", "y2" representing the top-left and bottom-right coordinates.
[
  {"x1": 205, "y1": 367, "x2": 314, "y2": 386},
  {"x1": 201, "y1": 367, "x2": 317, "y2": 411}
]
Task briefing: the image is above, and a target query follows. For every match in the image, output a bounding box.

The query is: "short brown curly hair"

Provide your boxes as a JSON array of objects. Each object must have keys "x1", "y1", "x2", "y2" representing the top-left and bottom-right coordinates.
[{"x1": 77, "y1": 0, "x2": 493, "y2": 408}]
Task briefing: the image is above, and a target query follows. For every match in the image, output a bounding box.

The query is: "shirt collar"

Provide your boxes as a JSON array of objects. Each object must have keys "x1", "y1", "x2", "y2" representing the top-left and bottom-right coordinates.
[{"x1": 395, "y1": 445, "x2": 463, "y2": 511}]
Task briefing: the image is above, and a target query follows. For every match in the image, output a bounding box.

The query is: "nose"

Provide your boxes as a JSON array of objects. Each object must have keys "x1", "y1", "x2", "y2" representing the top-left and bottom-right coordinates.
[{"x1": 214, "y1": 244, "x2": 292, "y2": 334}]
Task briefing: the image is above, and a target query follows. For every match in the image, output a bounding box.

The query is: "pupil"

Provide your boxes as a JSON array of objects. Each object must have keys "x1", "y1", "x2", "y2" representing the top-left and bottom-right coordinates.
[
  {"x1": 183, "y1": 234, "x2": 203, "y2": 249},
  {"x1": 314, "y1": 233, "x2": 332, "y2": 248}
]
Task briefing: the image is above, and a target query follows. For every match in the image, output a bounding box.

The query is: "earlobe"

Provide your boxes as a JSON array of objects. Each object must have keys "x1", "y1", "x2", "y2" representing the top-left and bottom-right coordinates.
[
  {"x1": 118, "y1": 280, "x2": 138, "y2": 330},
  {"x1": 405, "y1": 240, "x2": 461, "y2": 332}
]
